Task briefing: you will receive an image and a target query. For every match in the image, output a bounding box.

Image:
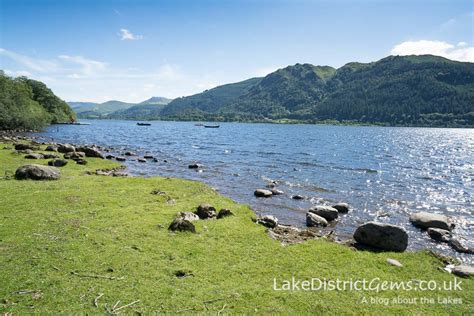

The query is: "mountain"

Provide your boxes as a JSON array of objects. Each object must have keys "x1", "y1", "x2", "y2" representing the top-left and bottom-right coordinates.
[
  {"x1": 69, "y1": 97, "x2": 173, "y2": 119},
  {"x1": 0, "y1": 72, "x2": 76, "y2": 130},
  {"x1": 140, "y1": 96, "x2": 172, "y2": 105},
  {"x1": 158, "y1": 55, "x2": 474, "y2": 127}
]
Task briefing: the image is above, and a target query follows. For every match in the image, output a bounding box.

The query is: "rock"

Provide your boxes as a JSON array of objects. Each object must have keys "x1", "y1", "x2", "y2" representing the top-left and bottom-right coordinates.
[
  {"x1": 387, "y1": 258, "x2": 403, "y2": 267},
  {"x1": 45, "y1": 145, "x2": 58, "y2": 152},
  {"x1": 64, "y1": 151, "x2": 86, "y2": 160},
  {"x1": 291, "y1": 194, "x2": 304, "y2": 200},
  {"x1": 75, "y1": 159, "x2": 88, "y2": 165},
  {"x1": 168, "y1": 218, "x2": 196, "y2": 233},
  {"x1": 153, "y1": 158, "x2": 159, "y2": 162},
  {"x1": 195, "y1": 203, "x2": 216, "y2": 219},
  {"x1": 106, "y1": 154, "x2": 115, "y2": 160},
  {"x1": 217, "y1": 208, "x2": 234, "y2": 219},
  {"x1": 144, "y1": 155, "x2": 154, "y2": 159},
  {"x1": 15, "y1": 164, "x2": 60, "y2": 180},
  {"x1": 451, "y1": 265, "x2": 474, "y2": 278},
  {"x1": 77, "y1": 146, "x2": 104, "y2": 158},
  {"x1": 254, "y1": 189, "x2": 273, "y2": 198},
  {"x1": 124, "y1": 151, "x2": 136, "y2": 156},
  {"x1": 257, "y1": 215, "x2": 278, "y2": 228},
  {"x1": 309, "y1": 206, "x2": 339, "y2": 221},
  {"x1": 177, "y1": 212, "x2": 200, "y2": 222},
  {"x1": 353, "y1": 222, "x2": 408, "y2": 252},
  {"x1": 57, "y1": 144, "x2": 75, "y2": 153},
  {"x1": 138, "y1": 158, "x2": 147, "y2": 163},
  {"x1": 270, "y1": 189, "x2": 284, "y2": 195},
  {"x1": 333, "y1": 203, "x2": 350, "y2": 213},
  {"x1": 409, "y1": 212, "x2": 453, "y2": 231},
  {"x1": 427, "y1": 228, "x2": 451, "y2": 242},
  {"x1": 116, "y1": 157, "x2": 126, "y2": 161},
  {"x1": 16, "y1": 149, "x2": 33, "y2": 154},
  {"x1": 188, "y1": 163, "x2": 200, "y2": 169},
  {"x1": 48, "y1": 159, "x2": 68, "y2": 167},
  {"x1": 43, "y1": 154, "x2": 59, "y2": 159},
  {"x1": 306, "y1": 212, "x2": 328, "y2": 227},
  {"x1": 449, "y1": 239, "x2": 474, "y2": 254},
  {"x1": 14, "y1": 143, "x2": 37, "y2": 151},
  {"x1": 24, "y1": 153, "x2": 44, "y2": 159}
]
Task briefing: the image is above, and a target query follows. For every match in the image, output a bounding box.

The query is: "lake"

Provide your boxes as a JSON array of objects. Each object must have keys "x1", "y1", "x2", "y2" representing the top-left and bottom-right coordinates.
[{"x1": 33, "y1": 120, "x2": 474, "y2": 262}]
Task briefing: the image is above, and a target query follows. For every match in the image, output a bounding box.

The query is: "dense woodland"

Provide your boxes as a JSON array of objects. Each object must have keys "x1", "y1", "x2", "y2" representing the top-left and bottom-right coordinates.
[
  {"x1": 158, "y1": 55, "x2": 474, "y2": 127},
  {"x1": 0, "y1": 72, "x2": 75, "y2": 130},
  {"x1": 2, "y1": 55, "x2": 474, "y2": 128}
]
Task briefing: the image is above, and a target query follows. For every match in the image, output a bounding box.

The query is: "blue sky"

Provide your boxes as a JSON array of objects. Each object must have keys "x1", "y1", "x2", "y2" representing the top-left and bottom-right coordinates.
[{"x1": 1, "y1": 0, "x2": 473, "y2": 102}]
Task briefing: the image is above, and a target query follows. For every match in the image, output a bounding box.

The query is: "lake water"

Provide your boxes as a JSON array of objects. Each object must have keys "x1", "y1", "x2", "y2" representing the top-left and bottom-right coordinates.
[{"x1": 34, "y1": 120, "x2": 474, "y2": 262}]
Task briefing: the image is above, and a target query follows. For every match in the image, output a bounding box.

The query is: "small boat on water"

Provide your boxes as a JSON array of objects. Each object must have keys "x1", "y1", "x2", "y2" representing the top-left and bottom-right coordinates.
[
  {"x1": 137, "y1": 122, "x2": 151, "y2": 126},
  {"x1": 204, "y1": 125, "x2": 220, "y2": 128}
]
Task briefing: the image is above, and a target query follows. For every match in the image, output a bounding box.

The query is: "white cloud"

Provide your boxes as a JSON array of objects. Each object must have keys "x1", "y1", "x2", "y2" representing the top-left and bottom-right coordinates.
[
  {"x1": 0, "y1": 48, "x2": 58, "y2": 72},
  {"x1": 118, "y1": 29, "x2": 143, "y2": 41},
  {"x1": 4, "y1": 69, "x2": 32, "y2": 77},
  {"x1": 59, "y1": 55, "x2": 106, "y2": 75},
  {"x1": 390, "y1": 40, "x2": 474, "y2": 62}
]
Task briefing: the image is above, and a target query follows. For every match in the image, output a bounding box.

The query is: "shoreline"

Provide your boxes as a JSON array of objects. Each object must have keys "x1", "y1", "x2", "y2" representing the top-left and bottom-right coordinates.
[{"x1": 1, "y1": 130, "x2": 473, "y2": 313}]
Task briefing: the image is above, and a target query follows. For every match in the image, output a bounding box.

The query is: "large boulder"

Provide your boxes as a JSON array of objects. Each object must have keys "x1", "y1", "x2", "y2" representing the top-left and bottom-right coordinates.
[
  {"x1": 76, "y1": 146, "x2": 104, "y2": 159},
  {"x1": 14, "y1": 143, "x2": 38, "y2": 151},
  {"x1": 177, "y1": 212, "x2": 200, "y2": 222},
  {"x1": 409, "y1": 212, "x2": 453, "y2": 231},
  {"x1": 48, "y1": 159, "x2": 68, "y2": 167},
  {"x1": 449, "y1": 239, "x2": 474, "y2": 254},
  {"x1": 43, "y1": 153, "x2": 59, "y2": 159},
  {"x1": 15, "y1": 164, "x2": 60, "y2": 180},
  {"x1": 254, "y1": 189, "x2": 273, "y2": 198},
  {"x1": 257, "y1": 215, "x2": 278, "y2": 228},
  {"x1": 168, "y1": 218, "x2": 196, "y2": 233},
  {"x1": 64, "y1": 151, "x2": 86, "y2": 160},
  {"x1": 57, "y1": 144, "x2": 76, "y2": 153},
  {"x1": 306, "y1": 212, "x2": 328, "y2": 227},
  {"x1": 309, "y1": 206, "x2": 339, "y2": 221},
  {"x1": 45, "y1": 145, "x2": 58, "y2": 152},
  {"x1": 353, "y1": 222, "x2": 408, "y2": 252},
  {"x1": 195, "y1": 204, "x2": 216, "y2": 219}
]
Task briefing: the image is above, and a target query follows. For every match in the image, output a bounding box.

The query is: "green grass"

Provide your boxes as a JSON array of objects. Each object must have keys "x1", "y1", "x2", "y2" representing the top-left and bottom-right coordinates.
[{"x1": 0, "y1": 142, "x2": 472, "y2": 314}]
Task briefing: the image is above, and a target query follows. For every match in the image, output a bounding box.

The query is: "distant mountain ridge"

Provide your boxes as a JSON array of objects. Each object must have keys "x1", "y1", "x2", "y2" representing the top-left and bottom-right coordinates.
[
  {"x1": 68, "y1": 97, "x2": 172, "y2": 119},
  {"x1": 72, "y1": 55, "x2": 474, "y2": 127}
]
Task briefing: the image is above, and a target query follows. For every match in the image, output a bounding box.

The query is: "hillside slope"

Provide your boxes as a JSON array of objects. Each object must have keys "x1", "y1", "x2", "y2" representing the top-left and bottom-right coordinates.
[
  {"x1": 0, "y1": 73, "x2": 75, "y2": 130},
  {"x1": 159, "y1": 55, "x2": 474, "y2": 126}
]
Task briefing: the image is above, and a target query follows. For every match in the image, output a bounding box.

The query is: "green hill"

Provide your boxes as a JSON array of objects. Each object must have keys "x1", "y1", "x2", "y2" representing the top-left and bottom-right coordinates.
[
  {"x1": 159, "y1": 55, "x2": 474, "y2": 127},
  {"x1": 0, "y1": 72, "x2": 76, "y2": 130}
]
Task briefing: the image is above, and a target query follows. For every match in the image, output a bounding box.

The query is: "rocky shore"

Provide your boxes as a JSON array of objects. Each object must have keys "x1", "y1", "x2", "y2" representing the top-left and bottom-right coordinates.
[{"x1": 1, "y1": 129, "x2": 472, "y2": 279}]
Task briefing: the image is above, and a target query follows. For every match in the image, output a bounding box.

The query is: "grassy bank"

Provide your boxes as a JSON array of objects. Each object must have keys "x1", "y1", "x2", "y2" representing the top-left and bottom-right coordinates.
[{"x1": 0, "y1": 141, "x2": 472, "y2": 314}]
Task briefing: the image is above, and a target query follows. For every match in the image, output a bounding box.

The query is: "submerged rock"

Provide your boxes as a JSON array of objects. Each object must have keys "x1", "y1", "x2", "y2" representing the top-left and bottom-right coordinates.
[
  {"x1": 195, "y1": 203, "x2": 216, "y2": 219},
  {"x1": 116, "y1": 157, "x2": 126, "y2": 161},
  {"x1": 254, "y1": 189, "x2": 273, "y2": 198},
  {"x1": 217, "y1": 208, "x2": 234, "y2": 219},
  {"x1": 291, "y1": 194, "x2": 304, "y2": 200},
  {"x1": 15, "y1": 164, "x2": 60, "y2": 180},
  {"x1": 106, "y1": 154, "x2": 115, "y2": 160},
  {"x1": 309, "y1": 206, "x2": 339, "y2": 221},
  {"x1": 188, "y1": 163, "x2": 201, "y2": 169},
  {"x1": 257, "y1": 215, "x2": 278, "y2": 228},
  {"x1": 168, "y1": 218, "x2": 196, "y2": 233},
  {"x1": 306, "y1": 212, "x2": 328, "y2": 227},
  {"x1": 137, "y1": 158, "x2": 147, "y2": 163},
  {"x1": 449, "y1": 239, "x2": 474, "y2": 254},
  {"x1": 270, "y1": 189, "x2": 284, "y2": 195},
  {"x1": 333, "y1": 203, "x2": 350, "y2": 213},
  {"x1": 427, "y1": 228, "x2": 451, "y2": 242},
  {"x1": 353, "y1": 221, "x2": 408, "y2": 252},
  {"x1": 409, "y1": 212, "x2": 453, "y2": 231}
]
